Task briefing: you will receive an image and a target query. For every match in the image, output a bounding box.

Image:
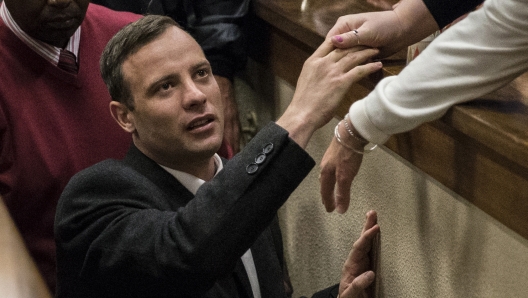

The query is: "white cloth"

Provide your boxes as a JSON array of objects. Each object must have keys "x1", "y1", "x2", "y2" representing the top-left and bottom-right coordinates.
[
  {"x1": 350, "y1": 0, "x2": 528, "y2": 144},
  {"x1": 160, "y1": 155, "x2": 262, "y2": 298}
]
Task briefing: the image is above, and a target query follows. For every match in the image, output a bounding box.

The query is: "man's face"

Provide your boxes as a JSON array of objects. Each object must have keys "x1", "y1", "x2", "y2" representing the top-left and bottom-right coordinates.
[
  {"x1": 121, "y1": 26, "x2": 224, "y2": 169},
  {"x1": 4, "y1": 0, "x2": 89, "y2": 48}
]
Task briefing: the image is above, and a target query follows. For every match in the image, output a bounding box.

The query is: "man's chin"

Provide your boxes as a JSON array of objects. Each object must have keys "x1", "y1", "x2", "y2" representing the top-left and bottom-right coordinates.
[{"x1": 195, "y1": 139, "x2": 224, "y2": 157}]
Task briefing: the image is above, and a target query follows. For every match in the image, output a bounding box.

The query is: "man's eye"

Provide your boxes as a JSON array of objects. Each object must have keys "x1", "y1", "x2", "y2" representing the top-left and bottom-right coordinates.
[
  {"x1": 161, "y1": 83, "x2": 171, "y2": 90},
  {"x1": 197, "y1": 69, "x2": 208, "y2": 77}
]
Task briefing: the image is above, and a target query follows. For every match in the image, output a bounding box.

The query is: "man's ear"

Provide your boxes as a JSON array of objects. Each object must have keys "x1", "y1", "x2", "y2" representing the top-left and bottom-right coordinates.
[{"x1": 109, "y1": 101, "x2": 135, "y2": 133}]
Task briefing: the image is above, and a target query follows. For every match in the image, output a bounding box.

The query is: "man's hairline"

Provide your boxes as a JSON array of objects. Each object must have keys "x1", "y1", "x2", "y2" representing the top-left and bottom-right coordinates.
[{"x1": 113, "y1": 23, "x2": 180, "y2": 108}]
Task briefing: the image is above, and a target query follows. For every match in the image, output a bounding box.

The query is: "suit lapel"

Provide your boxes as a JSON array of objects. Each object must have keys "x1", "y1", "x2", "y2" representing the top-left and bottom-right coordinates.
[
  {"x1": 122, "y1": 145, "x2": 284, "y2": 297},
  {"x1": 123, "y1": 144, "x2": 194, "y2": 206}
]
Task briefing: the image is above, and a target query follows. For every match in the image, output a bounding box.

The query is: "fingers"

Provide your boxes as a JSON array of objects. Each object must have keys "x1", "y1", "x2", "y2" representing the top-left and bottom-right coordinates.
[
  {"x1": 311, "y1": 37, "x2": 338, "y2": 58},
  {"x1": 340, "y1": 48, "x2": 380, "y2": 73},
  {"x1": 340, "y1": 271, "x2": 375, "y2": 298},
  {"x1": 339, "y1": 211, "x2": 380, "y2": 298},
  {"x1": 333, "y1": 167, "x2": 354, "y2": 214},
  {"x1": 331, "y1": 26, "x2": 378, "y2": 50},
  {"x1": 353, "y1": 217, "x2": 380, "y2": 256},
  {"x1": 362, "y1": 210, "x2": 378, "y2": 234},
  {"x1": 327, "y1": 48, "x2": 382, "y2": 101},
  {"x1": 320, "y1": 179, "x2": 336, "y2": 212},
  {"x1": 329, "y1": 137, "x2": 367, "y2": 215},
  {"x1": 320, "y1": 140, "x2": 339, "y2": 212},
  {"x1": 320, "y1": 133, "x2": 371, "y2": 214},
  {"x1": 322, "y1": 159, "x2": 363, "y2": 215},
  {"x1": 326, "y1": 14, "x2": 366, "y2": 43},
  {"x1": 331, "y1": 29, "x2": 362, "y2": 49}
]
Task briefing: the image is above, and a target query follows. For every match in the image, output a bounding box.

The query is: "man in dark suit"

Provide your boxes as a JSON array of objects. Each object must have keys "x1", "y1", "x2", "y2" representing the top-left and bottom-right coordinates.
[{"x1": 54, "y1": 15, "x2": 382, "y2": 298}]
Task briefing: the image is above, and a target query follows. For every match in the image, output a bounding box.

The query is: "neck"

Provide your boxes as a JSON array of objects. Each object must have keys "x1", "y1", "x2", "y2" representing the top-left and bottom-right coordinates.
[
  {"x1": 158, "y1": 154, "x2": 217, "y2": 181},
  {"x1": 178, "y1": 157, "x2": 217, "y2": 181},
  {"x1": 134, "y1": 140, "x2": 218, "y2": 181}
]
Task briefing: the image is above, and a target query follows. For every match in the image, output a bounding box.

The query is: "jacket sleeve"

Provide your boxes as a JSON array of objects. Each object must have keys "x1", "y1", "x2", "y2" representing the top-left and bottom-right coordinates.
[
  {"x1": 55, "y1": 122, "x2": 314, "y2": 296},
  {"x1": 422, "y1": 0, "x2": 484, "y2": 28},
  {"x1": 350, "y1": 0, "x2": 528, "y2": 144},
  {"x1": 310, "y1": 284, "x2": 339, "y2": 298}
]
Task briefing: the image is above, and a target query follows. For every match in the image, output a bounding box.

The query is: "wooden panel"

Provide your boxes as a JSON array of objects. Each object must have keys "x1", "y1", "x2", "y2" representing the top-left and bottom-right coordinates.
[
  {"x1": 385, "y1": 123, "x2": 528, "y2": 238},
  {"x1": 251, "y1": 0, "x2": 528, "y2": 239}
]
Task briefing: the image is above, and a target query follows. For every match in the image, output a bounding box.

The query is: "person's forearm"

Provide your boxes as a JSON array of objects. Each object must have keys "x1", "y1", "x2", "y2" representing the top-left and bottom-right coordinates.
[
  {"x1": 392, "y1": 0, "x2": 440, "y2": 48},
  {"x1": 276, "y1": 108, "x2": 317, "y2": 149},
  {"x1": 350, "y1": 0, "x2": 528, "y2": 144}
]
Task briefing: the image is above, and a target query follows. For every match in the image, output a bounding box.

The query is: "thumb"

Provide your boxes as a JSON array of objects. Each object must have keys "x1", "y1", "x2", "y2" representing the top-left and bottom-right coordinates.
[{"x1": 340, "y1": 271, "x2": 375, "y2": 298}]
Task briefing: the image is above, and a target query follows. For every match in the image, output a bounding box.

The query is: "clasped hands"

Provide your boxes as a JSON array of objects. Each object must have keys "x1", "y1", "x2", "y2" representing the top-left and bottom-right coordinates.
[{"x1": 319, "y1": 0, "x2": 438, "y2": 214}]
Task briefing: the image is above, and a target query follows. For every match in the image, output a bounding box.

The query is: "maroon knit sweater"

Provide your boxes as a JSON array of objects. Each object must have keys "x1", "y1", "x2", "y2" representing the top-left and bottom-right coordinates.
[{"x1": 0, "y1": 4, "x2": 140, "y2": 293}]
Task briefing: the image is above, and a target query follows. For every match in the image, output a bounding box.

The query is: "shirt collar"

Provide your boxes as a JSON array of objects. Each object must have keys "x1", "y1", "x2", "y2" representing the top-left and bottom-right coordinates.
[
  {"x1": 160, "y1": 154, "x2": 224, "y2": 195},
  {"x1": 0, "y1": 1, "x2": 81, "y2": 65}
]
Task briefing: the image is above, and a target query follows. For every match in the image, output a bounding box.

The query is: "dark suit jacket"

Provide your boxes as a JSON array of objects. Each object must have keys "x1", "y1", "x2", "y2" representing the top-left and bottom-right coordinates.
[{"x1": 55, "y1": 123, "x2": 315, "y2": 297}]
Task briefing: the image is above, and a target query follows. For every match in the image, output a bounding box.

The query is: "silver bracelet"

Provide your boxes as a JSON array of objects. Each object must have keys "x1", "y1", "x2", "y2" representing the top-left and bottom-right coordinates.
[
  {"x1": 343, "y1": 114, "x2": 368, "y2": 143},
  {"x1": 341, "y1": 116, "x2": 378, "y2": 153},
  {"x1": 334, "y1": 124, "x2": 365, "y2": 155}
]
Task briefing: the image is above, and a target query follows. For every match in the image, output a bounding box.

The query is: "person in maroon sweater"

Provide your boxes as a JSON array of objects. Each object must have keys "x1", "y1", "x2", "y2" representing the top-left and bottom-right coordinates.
[{"x1": 0, "y1": 0, "x2": 140, "y2": 293}]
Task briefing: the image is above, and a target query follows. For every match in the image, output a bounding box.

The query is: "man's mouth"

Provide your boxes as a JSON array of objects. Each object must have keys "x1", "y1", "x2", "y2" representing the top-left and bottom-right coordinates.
[
  {"x1": 188, "y1": 118, "x2": 213, "y2": 130},
  {"x1": 46, "y1": 17, "x2": 78, "y2": 30}
]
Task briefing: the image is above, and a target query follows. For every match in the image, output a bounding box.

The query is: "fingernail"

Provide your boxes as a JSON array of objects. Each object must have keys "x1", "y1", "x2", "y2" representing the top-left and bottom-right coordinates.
[
  {"x1": 366, "y1": 271, "x2": 375, "y2": 282},
  {"x1": 334, "y1": 35, "x2": 343, "y2": 43}
]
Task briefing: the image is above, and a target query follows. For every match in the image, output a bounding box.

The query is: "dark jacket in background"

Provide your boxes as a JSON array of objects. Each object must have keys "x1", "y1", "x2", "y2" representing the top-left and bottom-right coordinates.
[{"x1": 91, "y1": 0, "x2": 249, "y2": 80}]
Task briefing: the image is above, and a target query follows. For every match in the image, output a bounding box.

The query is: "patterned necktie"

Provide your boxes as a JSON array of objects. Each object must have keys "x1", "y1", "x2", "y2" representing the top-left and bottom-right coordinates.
[{"x1": 58, "y1": 49, "x2": 78, "y2": 74}]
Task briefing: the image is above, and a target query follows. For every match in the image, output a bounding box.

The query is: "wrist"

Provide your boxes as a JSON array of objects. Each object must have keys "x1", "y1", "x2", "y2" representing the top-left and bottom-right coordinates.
[
  {"x1": 393, "y1": 0, "x2": 440, "y2": 46},
  {"x1": 343, "y1": 114, "x2": 368, "y2": 145},
  {"x1": 276, "y1": 109, "x2": 317, "y2": 149},
  {"x1": 334, "y1": 116, "x2": 377, "y2": 154},
  {"x1": 336, "y1": 120, "x2": 367, "y2": 153}
]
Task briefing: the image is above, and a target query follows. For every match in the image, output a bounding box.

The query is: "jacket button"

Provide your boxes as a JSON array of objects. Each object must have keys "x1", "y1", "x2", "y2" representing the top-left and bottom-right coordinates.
[
  {"x1": 255, "y1": 153, "x2": 266, "y2": 164},
  {"x1": 263, "y1": 143, "x2": 274, "y2": 154},
  {"x1": 246, "y1": 163, "x2": 258, "y2": 174}
]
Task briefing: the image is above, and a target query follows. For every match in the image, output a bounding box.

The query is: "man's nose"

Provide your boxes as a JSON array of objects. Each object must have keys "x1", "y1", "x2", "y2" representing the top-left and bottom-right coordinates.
[{"x1": 182, "y1": 81, "x2": 207, "y2": 110}]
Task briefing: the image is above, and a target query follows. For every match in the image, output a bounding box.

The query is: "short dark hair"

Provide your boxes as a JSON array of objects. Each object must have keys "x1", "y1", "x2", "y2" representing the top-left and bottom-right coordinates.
[{"x1": 100, "y1": 15, "x2": 181, "y2": 110}]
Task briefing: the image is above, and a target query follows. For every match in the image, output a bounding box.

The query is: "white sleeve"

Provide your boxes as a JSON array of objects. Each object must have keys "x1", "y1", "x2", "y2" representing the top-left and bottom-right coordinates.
[{"x1": 349, "y1": 0, "x2": 528, "y2": 144}]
